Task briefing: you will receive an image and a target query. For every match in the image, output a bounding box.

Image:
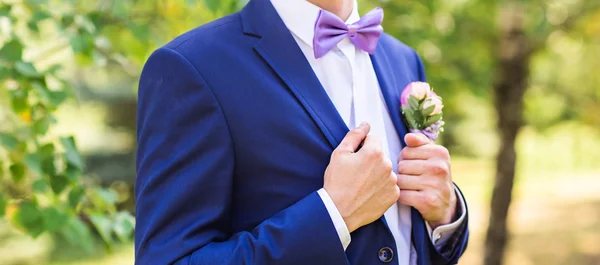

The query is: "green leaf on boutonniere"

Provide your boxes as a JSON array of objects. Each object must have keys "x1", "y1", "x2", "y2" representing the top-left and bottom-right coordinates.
[
  {"x1": 408, "y1": 96, "x2": 419, "y2": 110},
  {"x1": 424, "y1": 114, "x2": 443, "y2": 127},
  {"x1": 422, "y1": 105, "x2": 436, "y2": 116},
  {"x1": 402, "y1": 107, "x2": 419, "y2": 129},
  {"x1": 413, "y1": 109, "x2": 424, "y2": 129}
]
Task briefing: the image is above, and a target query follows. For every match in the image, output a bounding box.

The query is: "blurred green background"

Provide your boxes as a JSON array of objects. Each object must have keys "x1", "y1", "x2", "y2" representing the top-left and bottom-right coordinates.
[{"x1": 0, "y1": 0, "x2": 599, "y2": 264}]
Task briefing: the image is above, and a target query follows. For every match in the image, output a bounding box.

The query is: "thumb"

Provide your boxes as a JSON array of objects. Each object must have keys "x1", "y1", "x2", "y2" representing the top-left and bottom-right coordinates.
[
  {"x1": 337, "y1": 122, "x2": 371, "y2": 153},
  {"x1": 404, "y1": 133, "x2": 431, "y2": 147}
]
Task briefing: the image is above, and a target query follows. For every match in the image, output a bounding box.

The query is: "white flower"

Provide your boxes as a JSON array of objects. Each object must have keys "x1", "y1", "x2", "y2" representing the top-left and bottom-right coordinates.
[
  {"x1": 423, "y1": 96, "x2": 443, "y2": 116},
  {"x1": 409, "y1": 82, "x2": 431, "y2": 100}
]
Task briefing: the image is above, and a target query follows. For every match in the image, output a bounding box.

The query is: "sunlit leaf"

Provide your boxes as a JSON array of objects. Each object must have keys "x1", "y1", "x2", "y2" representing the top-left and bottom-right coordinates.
[
  {"x1": 41, "y1": 207, "x2": 68, "y2": 232},
  {"x1": 0, "y1": 5, "x2": 11, "y2": 17},
  {"x1": 204, "y1": 0, "x2": 220, "y2": 13},
  {"x1": 31, "y1": 11, "x2": 51, "y2": 21},
  {"x1": 95, "y1": 188, "x2": 118, "y2": 206},
  {"x1": 59, "y1": 216, "x2": 94, "y2": 253},
  {"x1": 40, "y1": 144, "x2": 56, "y2": 176},
  {"x1": 39, "y1": 143, "x2": 54, "y2": 158},
  {"x1": 31, "y1": 81, "x2": 52, "y2": 104},
  {"x1": 60, "y1": 15, "x2": 74, "y2": 29},
  {"x1": 31, "y1": 179, "x2": 48, "y2": 192},
  {"x1": 27, "y1": 11, "x2": 50, "y2": 33},
  {"x1": 112, "y1": 1, "x2": 130, "y2": 18},
  {"x1": 129, "y1": 22, "x2": 150, "y2": 41},
  {"x1": 48, "y1": 90, "x2": 68, "y2": 107},
  {"x1": 0, "y1": 40, "x2": 23, "y2": 62},
  {"x1": 0, "y1": 134, "x2": 18, "y2": 151},
  {"x1": 24, "y1": 153, "x2": 42, "y2": 174},
  {"x1": 0, "y1": 65, "x2": 10, "y2": 80},
  {"x1": 68, "y1": 186, "x2": 84, "y2": 208},
  {"x1": 89, "y1": 213, "x2": 113, "y2": 243},
  {"x1": 0, "y1": 194, "x2": 6, "y2": 218},
  {"x1": 70, "y1": 34, "x2": 86, "y2": 53},
  {"x1": 49, "y1": 174, "x2": 69, "y2": 194},
  {"x1": 14, "y1": 201, "x2": 45, "y2": 238},
  {"x1": 60, "y1": 136, "x2": 83, "y2": 169},
  {"x1": 10, "y1": 90, "x2": 28, "y2": 113},
  {"x1": 15, "y1": 62, "x2": 42, "y2": 78},
  {"x1": 65, "y1": 164, "x2": 80, "y2": 182},
  {"x1": 9, "y1": 163, "x2": 25, "y2": 182},
  {"x1": 33, "y1": 115, "x2": 54, "y2": 135},
  {"x1": 113, "y1": 211, "x2": 135, "y2": 242},
  {"x1": 24, "y1": 0, "x2": 45, "y2": 8}
]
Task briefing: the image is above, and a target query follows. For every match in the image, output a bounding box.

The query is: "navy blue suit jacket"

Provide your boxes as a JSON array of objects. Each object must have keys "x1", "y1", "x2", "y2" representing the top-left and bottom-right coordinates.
[{"x1": 134, "y1": 0, "x2": 469, "y2": 264}]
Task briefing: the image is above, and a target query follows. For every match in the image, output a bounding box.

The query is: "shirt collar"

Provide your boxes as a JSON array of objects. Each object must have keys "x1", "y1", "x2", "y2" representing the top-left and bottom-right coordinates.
[{"x1": 271, "y1": 0, "x2": 361, "y2": 48}]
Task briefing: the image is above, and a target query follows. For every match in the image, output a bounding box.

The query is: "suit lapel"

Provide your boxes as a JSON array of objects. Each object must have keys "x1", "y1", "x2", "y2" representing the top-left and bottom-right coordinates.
[
  {"x1": 372, "y1": 41, "x2": 432, "y2": 265},
  {"x1": 370, "y1": 47, "x2": 409, "y2": 147},
  {"x1": 241, "y1": 0, "x2": 348, "y2": 149}
]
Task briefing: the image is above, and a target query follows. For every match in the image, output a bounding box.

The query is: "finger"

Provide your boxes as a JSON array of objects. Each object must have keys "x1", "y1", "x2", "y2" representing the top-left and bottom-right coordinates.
[
  {"x1": 399, "y1": 190, "x2": 441, "y2": 215},
  {"x1": 400, "y1": 145, "x2": 450, "y2": 161},
  {"x1": 337, "y1": 122, "x2": 371, "y2": 153},
  {"x1": 359, "y1": 134, "x2": 383, "y2": 155},
  {"x1": 404, "y1": 133, "x2": 431, "y2": 148},
  {"x1": 397, "y1": 160, "x2": 428, "y2": 175},
  {"x1": 398, "y1": 190, "x2": 424, "y2": 208},
  {"x1": 396, "y1": 174, "x2": 426, "y2": 190}
]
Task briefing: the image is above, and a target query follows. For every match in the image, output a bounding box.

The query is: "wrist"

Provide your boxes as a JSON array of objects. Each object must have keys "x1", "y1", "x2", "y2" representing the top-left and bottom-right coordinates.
[
  {"x1": 324, "y1": 187, "x2": 359, "y2": 233},
  {"x1": 342, "y1": 214, "x2": 360, "y2": 233},
  {"x1": 429, "y1": 197, "x2": 458, "y2": 229}
]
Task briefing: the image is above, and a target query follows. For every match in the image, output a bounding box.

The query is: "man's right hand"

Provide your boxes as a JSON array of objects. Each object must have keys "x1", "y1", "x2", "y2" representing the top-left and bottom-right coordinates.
[{"x1": 323, "y1": 122, "x2": 399, "y2": 233}]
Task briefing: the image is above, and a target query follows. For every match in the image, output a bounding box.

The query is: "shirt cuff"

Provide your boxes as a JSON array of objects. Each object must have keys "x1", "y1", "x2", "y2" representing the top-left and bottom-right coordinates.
[
  {"x1": 425, "y1": 185, "x2": 467, "y2": 250},
  {"x1": 317, "y1": 188, "x2": 351, "y2": 250}
]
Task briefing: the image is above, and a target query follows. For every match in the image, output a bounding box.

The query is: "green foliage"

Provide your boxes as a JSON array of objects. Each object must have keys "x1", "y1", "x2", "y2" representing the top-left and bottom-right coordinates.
[
  {"x1": 0, "y1": 0, "x2": 240, "y2": 253},
  {"x1": 0, "y1": 0, "x2": 145, "y2": 251},
  {"x1": 368, "y1": 0, "x2": 600, "y2": 154}
]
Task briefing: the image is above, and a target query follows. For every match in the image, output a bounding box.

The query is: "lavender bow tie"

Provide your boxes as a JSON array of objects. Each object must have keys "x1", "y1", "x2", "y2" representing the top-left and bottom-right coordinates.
[{"x1": 313, "y1": 7, "x2": 384, "y2": 59}]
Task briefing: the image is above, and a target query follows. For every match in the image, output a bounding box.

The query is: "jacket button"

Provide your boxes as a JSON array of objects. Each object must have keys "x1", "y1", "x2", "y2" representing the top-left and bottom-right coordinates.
[{"x1": 378, "y1": 247, "x2": 394, "y2": 263}]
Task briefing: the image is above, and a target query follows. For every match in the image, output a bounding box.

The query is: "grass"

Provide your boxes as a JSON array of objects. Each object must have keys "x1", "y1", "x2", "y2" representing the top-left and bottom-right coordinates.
[{"x1": 454, "y1": 160, "x2": 600, "y2": 265}]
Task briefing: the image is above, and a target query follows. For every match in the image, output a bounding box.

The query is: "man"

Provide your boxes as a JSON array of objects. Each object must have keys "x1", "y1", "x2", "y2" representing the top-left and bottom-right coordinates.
[{"x1": 134, "y1": 0, "x2": 469, "y2": 264}]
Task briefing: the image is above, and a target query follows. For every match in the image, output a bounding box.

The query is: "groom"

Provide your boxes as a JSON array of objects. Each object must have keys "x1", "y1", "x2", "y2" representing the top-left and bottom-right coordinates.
[{"x1": 134, "y1": 0, "x2": 469, "y2": 264}]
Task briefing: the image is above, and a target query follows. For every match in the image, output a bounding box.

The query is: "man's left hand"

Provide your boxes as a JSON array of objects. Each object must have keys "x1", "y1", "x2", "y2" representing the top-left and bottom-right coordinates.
[{"x1": 397, "y1": 133, "x2": 457, "y2": 229}]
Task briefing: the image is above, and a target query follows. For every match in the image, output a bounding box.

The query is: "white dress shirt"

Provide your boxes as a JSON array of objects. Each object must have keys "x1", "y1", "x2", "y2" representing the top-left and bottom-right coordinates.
[{"x1": 270, "y1": 1, "x2": 466, "y2": 264}]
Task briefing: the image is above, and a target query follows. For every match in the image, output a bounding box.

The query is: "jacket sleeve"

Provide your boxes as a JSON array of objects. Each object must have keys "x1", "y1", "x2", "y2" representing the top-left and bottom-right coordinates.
[{"x1": 134, "y1": 47, "x2": 349, "y2": 265}]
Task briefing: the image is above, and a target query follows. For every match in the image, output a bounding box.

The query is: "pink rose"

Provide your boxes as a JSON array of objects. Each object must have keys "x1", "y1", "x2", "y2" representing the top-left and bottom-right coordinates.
[{"x1": 401, "y1": 81, "x2": 431, "y2": 107}]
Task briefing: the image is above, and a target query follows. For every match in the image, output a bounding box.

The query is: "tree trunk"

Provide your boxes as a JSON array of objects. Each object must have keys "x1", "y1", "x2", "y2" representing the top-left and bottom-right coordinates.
[{"x1": 484, "y1": 3, "x2": 532, "y2": 265}]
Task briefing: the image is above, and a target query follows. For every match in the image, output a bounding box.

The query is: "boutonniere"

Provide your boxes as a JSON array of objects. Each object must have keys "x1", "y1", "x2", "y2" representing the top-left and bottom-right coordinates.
[{"x1": 400, "y1": 82, "x2": 445, "y2": 141}]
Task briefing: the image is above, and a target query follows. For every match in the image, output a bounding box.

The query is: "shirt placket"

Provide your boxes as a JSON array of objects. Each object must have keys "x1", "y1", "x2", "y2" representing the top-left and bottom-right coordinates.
[{"x1": 337, "y1": 40, "x2": 358, "y2": 129}]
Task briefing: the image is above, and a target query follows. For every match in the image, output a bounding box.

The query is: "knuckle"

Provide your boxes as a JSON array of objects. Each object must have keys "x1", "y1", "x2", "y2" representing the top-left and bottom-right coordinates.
[
  {"x1": 397, "y1": 160, "x2": 407, "y2": 169},
  {"x1": 430, "y1": 161, "x2": 449, "y2": 175},
  {"x1": 400, "y1": 148, "x2": 409, "y2": 158},
  {"x1": 366, "y1": 148, "x2": 384, "y2": 159},
  {"x1": 441, "y1": 184, "x2": 452, "y2": 198},
  {"x1": 393, "y1": 186, "x2": 401, "y2": 198},
  {"x1": 382, "y1": 159, "x2": 393, "y2": 172},
  {"x1": 388, "y1": 173, "x2": 397, "y2": 185},
  {"x1": 434, "y1": 146, "x2": 450, "y2": 159},
  {"x1": 425, "y1": 193, "x2": 438, "y2": 208},
  {"x1": 395, "y1": 176, "x2": 403, "y2": 187},
  {"x1": 331, "y1": 149, "x2": 342, "y2": 159}
]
